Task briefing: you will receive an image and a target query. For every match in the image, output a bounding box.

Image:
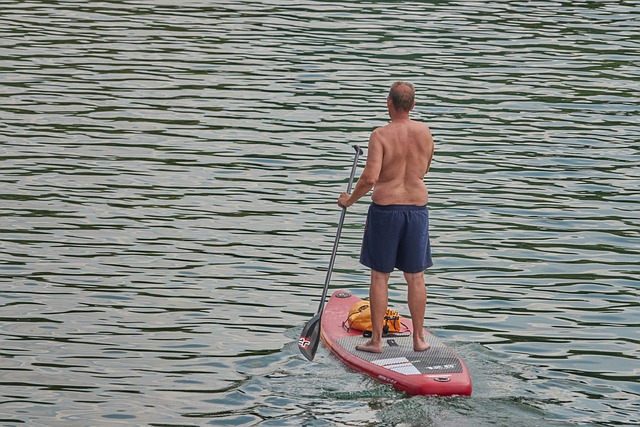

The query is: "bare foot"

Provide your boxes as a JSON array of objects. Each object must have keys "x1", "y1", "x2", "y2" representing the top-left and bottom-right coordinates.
[
  {"x1": 414, "y1": 338, "x2": 431, "y2": 352},
  {"x1": 356, "y1": 340, "x2": 383, "y2": 353}
]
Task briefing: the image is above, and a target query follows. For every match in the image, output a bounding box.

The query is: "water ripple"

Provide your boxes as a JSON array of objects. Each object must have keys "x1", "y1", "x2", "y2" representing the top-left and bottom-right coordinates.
[{"x1": 1, "y1": 0, "x2": 639, "y2": 426}]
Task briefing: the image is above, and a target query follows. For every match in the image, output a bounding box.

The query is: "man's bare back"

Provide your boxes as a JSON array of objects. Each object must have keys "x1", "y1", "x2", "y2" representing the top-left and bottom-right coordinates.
[{"x1": 369, "y1": 119, "x2": 434, "y2": 206}]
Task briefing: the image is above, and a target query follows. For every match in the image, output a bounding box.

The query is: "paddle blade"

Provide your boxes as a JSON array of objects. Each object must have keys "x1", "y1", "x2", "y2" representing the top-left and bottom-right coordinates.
[{"x1": 298, "y1": 314, "x2": 321, "y2": 361}]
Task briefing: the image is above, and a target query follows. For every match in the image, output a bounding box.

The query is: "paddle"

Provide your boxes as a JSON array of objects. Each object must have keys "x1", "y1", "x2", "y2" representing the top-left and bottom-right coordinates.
[{"x1": 298, "y1": 144, "x2": 363, "y2": 361}]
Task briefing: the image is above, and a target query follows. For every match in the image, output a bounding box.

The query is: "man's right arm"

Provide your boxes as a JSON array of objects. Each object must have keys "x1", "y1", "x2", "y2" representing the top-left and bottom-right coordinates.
[{"x1": 338, "y1": 131, "x2": 383, "y2": 208}]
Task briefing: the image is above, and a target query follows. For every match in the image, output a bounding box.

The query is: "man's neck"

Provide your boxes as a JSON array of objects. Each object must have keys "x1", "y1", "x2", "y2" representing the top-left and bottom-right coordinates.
[{"x1": 390, "y1": 112, "x2": 411, "y2": 122}]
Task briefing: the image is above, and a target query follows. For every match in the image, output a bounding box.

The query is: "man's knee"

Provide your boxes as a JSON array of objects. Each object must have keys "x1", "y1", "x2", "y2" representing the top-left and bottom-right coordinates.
[
  {"x1": 371, "y1": 269, "x2": 390, "y2": 285},
  {"x1": 404, "y1": 271, "x2": 425, "y2": 286}
]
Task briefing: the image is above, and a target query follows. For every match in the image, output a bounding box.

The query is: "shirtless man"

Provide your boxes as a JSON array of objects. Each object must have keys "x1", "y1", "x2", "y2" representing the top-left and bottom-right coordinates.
[{"x1": 338, "y1": 81, "x2": 435, "y2": 353}]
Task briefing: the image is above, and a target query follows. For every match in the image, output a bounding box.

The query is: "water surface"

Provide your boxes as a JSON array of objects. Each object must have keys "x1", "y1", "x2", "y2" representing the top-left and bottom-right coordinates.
[{"x1": 1, "y1": 1, "x2": 638, "y2": 426}]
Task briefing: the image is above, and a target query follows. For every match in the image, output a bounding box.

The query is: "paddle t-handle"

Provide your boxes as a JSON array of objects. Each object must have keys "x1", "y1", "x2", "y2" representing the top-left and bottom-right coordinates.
[{"x1": 298, "y1": 144, "x2": 363, "y2": 361}]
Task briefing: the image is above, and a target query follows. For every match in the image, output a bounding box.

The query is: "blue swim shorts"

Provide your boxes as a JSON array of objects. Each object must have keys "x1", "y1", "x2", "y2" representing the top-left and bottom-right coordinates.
[{"x1": 359, "y1": 203, "x2": 433, "y2": 273}]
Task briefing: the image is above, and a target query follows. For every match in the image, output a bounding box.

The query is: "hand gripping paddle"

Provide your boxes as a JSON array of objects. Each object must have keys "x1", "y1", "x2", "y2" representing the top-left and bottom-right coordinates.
[{"x1": 298, "y1": 144, "x2": 363, "y2": 361}]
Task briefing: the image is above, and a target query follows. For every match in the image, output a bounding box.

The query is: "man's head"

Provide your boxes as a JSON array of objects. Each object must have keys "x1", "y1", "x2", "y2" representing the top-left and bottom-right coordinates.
[{"x1": 387, "y1": 81, "x2": 415, "y2": 113}]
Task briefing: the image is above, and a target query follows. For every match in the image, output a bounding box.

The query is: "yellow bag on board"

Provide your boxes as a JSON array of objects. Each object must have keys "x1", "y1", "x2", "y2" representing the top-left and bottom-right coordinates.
[{"x1": 345, "y1": 300, "x2": 401, "y2": 334}]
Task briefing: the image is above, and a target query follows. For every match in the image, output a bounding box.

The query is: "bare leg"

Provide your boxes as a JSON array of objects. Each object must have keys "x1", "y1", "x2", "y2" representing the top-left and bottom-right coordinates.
[
  {"x1": 356, "y1": 269, "x2": 390, "y2": 353},
  {"x1": 405, "y1": 271, "x2": 430, "y2": 351}
]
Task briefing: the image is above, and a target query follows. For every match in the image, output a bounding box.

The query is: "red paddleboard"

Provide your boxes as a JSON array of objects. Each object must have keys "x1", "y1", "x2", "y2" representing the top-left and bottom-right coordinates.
[{"x1": 320, "y1": 290, "x2": 472, "y2": 396}]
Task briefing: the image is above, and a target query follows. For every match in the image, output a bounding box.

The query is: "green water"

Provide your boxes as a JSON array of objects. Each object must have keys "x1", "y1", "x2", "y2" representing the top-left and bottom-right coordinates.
[{"x1": 1, "y1": 1, "x2": 638, "y2": 426}]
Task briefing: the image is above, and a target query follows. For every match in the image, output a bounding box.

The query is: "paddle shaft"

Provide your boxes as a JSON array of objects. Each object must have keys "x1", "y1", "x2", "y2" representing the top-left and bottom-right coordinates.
[{"x1": 315, "y1": 145, "x2": 363, "y2": 315}]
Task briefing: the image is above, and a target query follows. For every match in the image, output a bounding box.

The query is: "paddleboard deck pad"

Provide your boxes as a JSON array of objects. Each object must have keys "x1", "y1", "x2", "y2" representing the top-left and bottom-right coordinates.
[{"x1": 320, "y1": 290, "x2": 472, "y2": 396}]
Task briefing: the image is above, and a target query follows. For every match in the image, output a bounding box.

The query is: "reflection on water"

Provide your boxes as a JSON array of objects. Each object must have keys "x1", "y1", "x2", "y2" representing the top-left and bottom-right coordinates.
[{"x1": 1, "y1": 0, "x2": 638, "y2": 426}]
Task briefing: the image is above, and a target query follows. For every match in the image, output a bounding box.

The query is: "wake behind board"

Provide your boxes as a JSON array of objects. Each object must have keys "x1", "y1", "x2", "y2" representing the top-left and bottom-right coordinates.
[{"x1": 320, "y1": 290, "x2": 472, "y2": 396}]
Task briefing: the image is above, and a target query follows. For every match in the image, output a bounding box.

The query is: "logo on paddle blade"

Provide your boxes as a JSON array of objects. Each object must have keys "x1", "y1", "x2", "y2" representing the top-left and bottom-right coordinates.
[{"x1": 298, "y1": 337, "x2": 311, "y2": 349}]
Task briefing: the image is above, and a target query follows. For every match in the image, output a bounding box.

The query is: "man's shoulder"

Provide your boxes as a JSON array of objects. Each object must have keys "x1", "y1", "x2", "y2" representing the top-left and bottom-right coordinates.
[
  {"x1": 409, "y1": 120, "x2": 433, "y2": 141},
  {"x1": 409, "y1": 119, "x2": 430, "y2": 130},
  {"x1": 370, "y1": 124, "x2": 389, "y2": 140},
  {"x1": 373, "y1": 122, "x2": 392, "y2": 132}
]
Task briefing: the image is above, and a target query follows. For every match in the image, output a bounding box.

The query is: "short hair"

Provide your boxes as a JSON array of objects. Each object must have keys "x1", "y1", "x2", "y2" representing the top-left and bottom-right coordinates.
[{"x1": 388, "y1": 81, "x2": 415, "y2": 112}]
